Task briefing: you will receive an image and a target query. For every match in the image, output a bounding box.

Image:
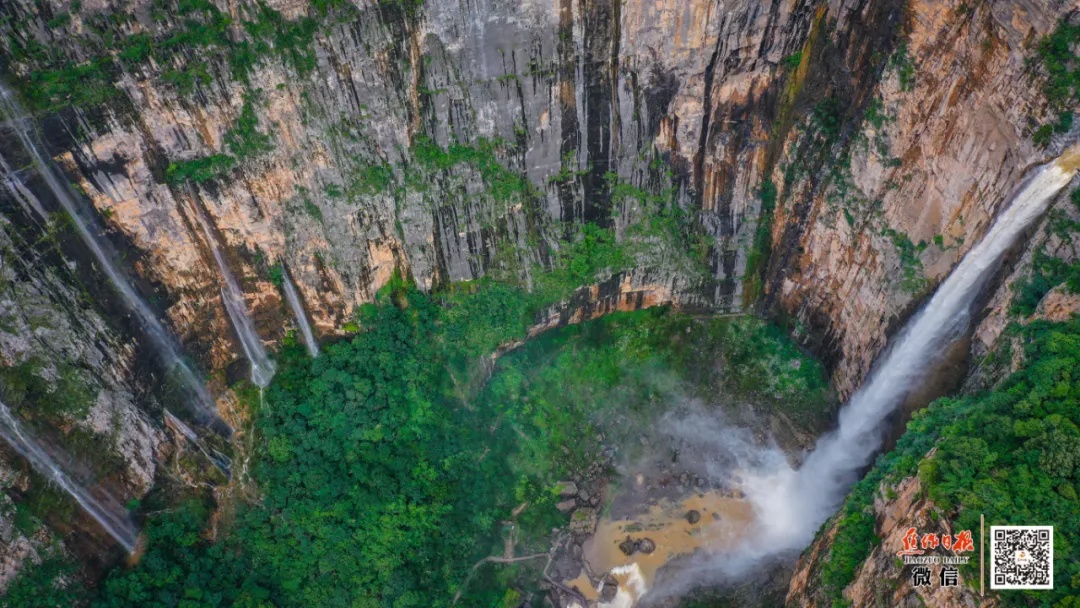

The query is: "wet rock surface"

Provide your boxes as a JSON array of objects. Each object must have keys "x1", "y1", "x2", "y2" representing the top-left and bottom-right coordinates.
[
  {"x1": 600, "y1": 574, "x2": 618, "y2": 602},
  {"x1": 634, "y1": 538, "x2": 656, "y2": 555}
]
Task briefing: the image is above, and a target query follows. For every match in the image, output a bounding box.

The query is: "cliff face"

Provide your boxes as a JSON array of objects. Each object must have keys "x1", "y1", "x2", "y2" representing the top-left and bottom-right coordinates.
[
  {"x1": 0, "y1": 0, "x2": 824, "y2": 371},
  {"x1": 764, "y1": 0, "x2": 1074, "y2": 396},
  {"x1": 0, "y1": 206, "x2": 165, "y2": 585},
  {"x1": 2, "y1": 0, "x2": 1067, "y2": 390},
  {"x1": 0, "y1": 0, "x2": 1075, "y2": 597}
]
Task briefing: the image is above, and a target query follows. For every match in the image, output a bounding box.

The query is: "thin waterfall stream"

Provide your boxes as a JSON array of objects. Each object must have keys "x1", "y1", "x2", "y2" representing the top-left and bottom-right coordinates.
[
  {"x1": 192, "y1": 207, "x2": 275, "y2": 387},
  {"x1": 281, "y1": 266, "x2": 319, "y2": 358},
  {"x1": 0, "y1": 400, "x2": 139, "y2": 552},
  {"x1": 0, "y1": 84, "x2": 224, "y2": 430},
  {"x1": 164, "y1": 410, "x2": 232, "y2": 475}
]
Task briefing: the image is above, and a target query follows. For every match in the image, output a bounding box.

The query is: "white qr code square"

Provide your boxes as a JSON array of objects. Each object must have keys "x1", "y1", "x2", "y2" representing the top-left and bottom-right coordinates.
[{"x1": 990, "y1": 526, "x2": 1053, "y2": 590}]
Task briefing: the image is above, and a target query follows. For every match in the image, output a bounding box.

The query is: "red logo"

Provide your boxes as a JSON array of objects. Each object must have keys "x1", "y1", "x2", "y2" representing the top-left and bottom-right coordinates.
[
  {"x1": 897, "y1": 528, "x2": 974, "y2": 557},
  {"x1": 899, "y1": 527, "x2": 924, "y2": 556}
]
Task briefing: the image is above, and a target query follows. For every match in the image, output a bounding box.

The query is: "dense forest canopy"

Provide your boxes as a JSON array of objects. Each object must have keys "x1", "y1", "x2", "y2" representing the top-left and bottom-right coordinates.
[{"x1": 1, "y1": 278, "x2": 834, "y2": 607}]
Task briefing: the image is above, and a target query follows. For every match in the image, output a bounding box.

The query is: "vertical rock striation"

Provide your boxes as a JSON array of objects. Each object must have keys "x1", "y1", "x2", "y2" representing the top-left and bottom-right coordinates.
[{"x1": 0, "y1": 0, "x2": 1076, "y2": 595}]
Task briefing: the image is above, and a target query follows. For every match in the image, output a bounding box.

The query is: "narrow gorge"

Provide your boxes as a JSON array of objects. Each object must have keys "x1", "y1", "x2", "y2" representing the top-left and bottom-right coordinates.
[{"x1": 0, "y1": 0, "x2": 1078, "y2": 606}]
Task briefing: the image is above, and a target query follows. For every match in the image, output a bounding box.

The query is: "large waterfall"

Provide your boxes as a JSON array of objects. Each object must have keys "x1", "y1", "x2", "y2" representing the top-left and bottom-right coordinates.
[
  {"x1": 281, "y1": 266, "x2": 319, "y2": 358},
  {"x1": 0, "y1": 401, "x2": 139, "y2": 552},
  {"x1": 746, "y1": 146, "x2": 1080, "y2": 554},
  {"x1": 0, "y1": 84, "x2": 224, "y2": 430},
  {"x1": 192, "y1": 209, "x2": 276, "y2": 387}
]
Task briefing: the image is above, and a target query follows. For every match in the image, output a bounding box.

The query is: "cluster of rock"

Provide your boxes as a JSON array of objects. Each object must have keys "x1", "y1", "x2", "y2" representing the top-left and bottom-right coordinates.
[
  {"x1": 554, "y1": 449, "x2": 613, "y2": 536},
  {"x1": 617, "y1": 535, "x2": 656, "y2": 556}
]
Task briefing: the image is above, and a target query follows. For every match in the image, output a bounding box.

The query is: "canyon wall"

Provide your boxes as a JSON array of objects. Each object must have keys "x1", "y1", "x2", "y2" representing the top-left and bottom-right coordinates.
[
  {"x1": 764, "y1": 0, "x2": 1075, "y2": 395},
  {"x1": 0, "y1": 0, "x2": 821, "y2": 372},
  {"x1": 0, "y1": 198, "x2": 165, "y2": 584},
  {"x1": 0, "y1": 0, "x2": 1075, "y2": 595},
  {"x1": 2, "y1": 0, "x2": 1068, "y2": 393}
]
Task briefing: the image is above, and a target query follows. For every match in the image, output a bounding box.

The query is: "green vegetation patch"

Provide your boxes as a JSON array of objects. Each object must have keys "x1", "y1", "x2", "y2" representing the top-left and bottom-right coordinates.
[
  {"x1": 8, "y1": 0, "x2": 349, "y2": 113},
  {"x1": 40, "y1": 279, "x2": 829, "y2": 606},
  {"x1": 888, "y1": 42, "x2": 917, "y2": 92},
  {"x1": 411, "y1": 136, "x2": 532, "y2": 203},
  {"x1": 0, "y1": 556, "x2": 84, "y2": 608},
  {"x1": 1010, "y1": 249, "x2": 1080, "y2": 317},
  {"x1": 1032, "y1": 20, "x2": 1080, "y2": 146},
  {"x1": 743, "y1": 178, "x2": 778, "y2": 303},
  {"x1": 0, "y1": 358, "x2": 97, "y2": 420},
  {"x1": 165, "y1": 153, "x2": 236, "y2": 185},
  {"x1": 882, "y1": 228, "x2": 928, "y2": 294},
  {"x1": 484, "y1": 310, "x2": 833, "y2": 479},
  {"x1": 165, "y1": 94, "x2": 273, "y2": 185}
]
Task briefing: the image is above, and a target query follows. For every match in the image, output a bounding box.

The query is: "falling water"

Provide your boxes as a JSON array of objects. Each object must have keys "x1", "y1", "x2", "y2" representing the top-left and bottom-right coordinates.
[
  {"x1": 0, "y1": 400, "x2": 139, "y2": 552},
  {"x1": 281, "y1": 266, "x2": 319, "y2": 358},
  {"x1": 192, "y1": 209, "x2": 275, "y2": 387},
  {"x1": 746, "y1": 146, "x2": 1080, "y2": 554},
  {"x1": 0, "y1": 84, "x2": 223, "y2": 430},
  {"x1": 164, "y1": 410, "x2": 232, "y2": 475},
  {"x1": 0, "y1": 155, "x2": 48, "y2": 221}
]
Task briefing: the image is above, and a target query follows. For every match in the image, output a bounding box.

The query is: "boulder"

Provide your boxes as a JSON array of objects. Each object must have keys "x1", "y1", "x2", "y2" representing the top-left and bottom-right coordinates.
[
  {"x1": 686, "y1": 510, "x2": 701, "y2": 524},
  {"x1": 570, "y1": 508, "x2": 597, "y2": 535},
  {"x1": 556, "y1": 481, "x2": 578, "y2": 497},
  {"x1": 556, "y1": 499, "x2": 577, "y2": 513},
  {"x1": 600, "y1": 574, "x2": 619, "y2": 602},
  {"x1": 634, "y1": 538, "x2": 656, "y2": 554},
  {"x1": 619, "y1": 535, "x2": 636, "y2": 556}
]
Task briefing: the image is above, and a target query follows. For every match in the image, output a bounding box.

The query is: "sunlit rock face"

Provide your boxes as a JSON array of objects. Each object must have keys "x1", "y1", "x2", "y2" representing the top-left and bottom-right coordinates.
[
  {"x1": 2, "y1": 0, "x2": 1069, "y2": 391},
  {"x1": 764, "y1": 0, "x2": 1073, "y2": 398},
  {"x1": 0, "y1": 0, "x2": 820, "y2": 372}
]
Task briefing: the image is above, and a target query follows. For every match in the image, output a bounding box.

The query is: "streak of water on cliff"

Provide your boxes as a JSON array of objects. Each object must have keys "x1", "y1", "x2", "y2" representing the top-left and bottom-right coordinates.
[
  {"x1": 0, "y1": 400, "x2": 139, "y2": 552},
  {"x1": 192, "y1": 208, "x2": 275, "y2": 387},
  {"x1": 0, "y1": 154, "x2": 48, "y2": 220},
  {"x1": 164, "y1": 409, "x2": 232, "y2": 475},
  {"x1": 0, "y1": 84, "x2": 225, "y2": 432},
  {"x1": 281, "y1": 265, "x2": 319, "y2": 358}
]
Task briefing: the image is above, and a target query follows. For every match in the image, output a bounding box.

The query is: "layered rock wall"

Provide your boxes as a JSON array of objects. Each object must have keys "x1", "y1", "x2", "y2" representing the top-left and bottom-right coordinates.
[
  {"x1": 0, "y1": 0, "x2": 1075, "y2": 594},
  {"x1": 766, "y1": 0, "x2": 1074, "y2": 395},
  {"x1": 0, "y1": 0, "x2": 825, "y2": 372}
]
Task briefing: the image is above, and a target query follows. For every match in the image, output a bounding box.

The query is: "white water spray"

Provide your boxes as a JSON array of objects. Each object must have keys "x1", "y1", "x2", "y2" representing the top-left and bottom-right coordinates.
[
  {"x1": 0, "y1": 84, "x2": 223, "y2": 429},
  {"x1": 192, "y1": 209, "x2": 275, "y2": 387},
  {"x1": 0, "y1": 400, "x2": 138, "y2": 552},
  {"x1": 731, "y1": 148, "x2": 1080, "y2": 563},
  {"x1": 281, "y1": 266, "x2": 319, "y2": 358}
]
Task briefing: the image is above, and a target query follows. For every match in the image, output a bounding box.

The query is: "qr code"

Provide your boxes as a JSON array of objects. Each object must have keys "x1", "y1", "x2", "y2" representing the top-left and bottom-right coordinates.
[{"x1": 990, "y1": 526, "x2": 1053, "y2": 589}]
